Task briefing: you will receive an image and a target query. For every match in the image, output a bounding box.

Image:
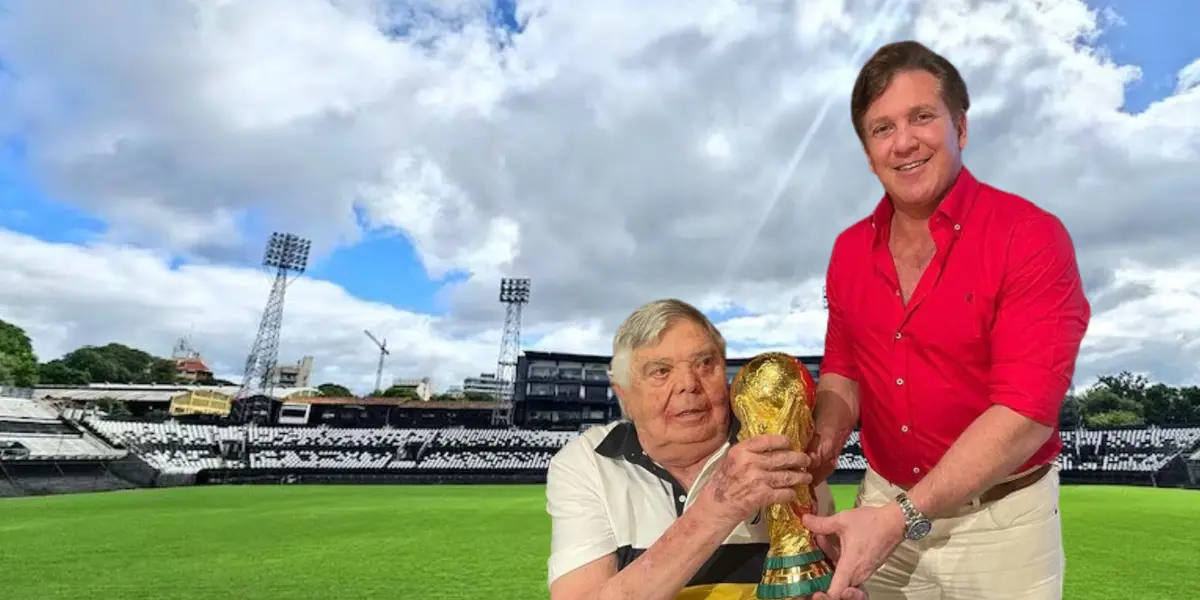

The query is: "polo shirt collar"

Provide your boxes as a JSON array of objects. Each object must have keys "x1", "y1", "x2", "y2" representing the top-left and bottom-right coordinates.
[
  {"x1": 869, "y1": 166, "x2": 980, "y2": 246},
  {"x1": 595, "y1": 413, "x2": 742, "y2": 462}
]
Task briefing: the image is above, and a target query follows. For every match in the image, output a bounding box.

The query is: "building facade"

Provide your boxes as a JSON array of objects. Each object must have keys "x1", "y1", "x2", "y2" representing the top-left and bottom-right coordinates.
[
  {"x1": 463, "y1": 373, "x2": 503, "y2": 398},
  {"x1": 391, "y1": 377, "x2": 433, "y2": 401},
  {"x1": 514, "y1": 350, "x2": 822, "y2": 430},
  {"x1": 272, "y1": 356, "x2": 314, "y2": 388}
]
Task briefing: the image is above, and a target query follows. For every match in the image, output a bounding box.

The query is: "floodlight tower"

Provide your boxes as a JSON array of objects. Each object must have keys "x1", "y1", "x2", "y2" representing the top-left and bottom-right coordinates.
[
  {"x1": 364, "y1": 329, "x2": 390, "y2": 394},
  {"x1": 234, "y1": 232, "x2": 312, "y2": 424},
  {"x1": 493, "y1": 277, "x2": 530, "y2": 427}
]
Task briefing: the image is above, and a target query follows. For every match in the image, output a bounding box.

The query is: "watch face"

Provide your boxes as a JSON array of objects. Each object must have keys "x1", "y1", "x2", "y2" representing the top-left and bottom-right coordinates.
[{"x1": 907, "y1": 519, "x2": 932, "y2": 540}]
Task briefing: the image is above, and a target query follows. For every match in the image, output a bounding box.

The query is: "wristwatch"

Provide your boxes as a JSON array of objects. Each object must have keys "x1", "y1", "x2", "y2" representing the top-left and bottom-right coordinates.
[{"x1": 895, "y1": 492, "x2": 932, "y2": 541}]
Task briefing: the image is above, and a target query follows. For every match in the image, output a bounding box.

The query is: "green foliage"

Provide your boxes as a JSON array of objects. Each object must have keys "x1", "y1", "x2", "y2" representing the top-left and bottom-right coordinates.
[
  {"x1": 38, "y1": 343, "x2": 178, "y2": 385},
  {"x1": 0, "y1": 319, "x2": 39, "y2": 387},
  {"x1": 380, "y1": 385, "x2": 421, "y2": 400},
  {"x1": 1065, "y1": 371, "x2": 1200, "y2": 429},
  {"x1": 317, "y1": 383, "x2": 353, "y2": 397}
]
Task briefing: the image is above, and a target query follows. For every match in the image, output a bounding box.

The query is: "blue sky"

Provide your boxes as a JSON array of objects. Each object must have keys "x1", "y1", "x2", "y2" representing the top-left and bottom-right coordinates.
[
  {"x1": 0, "y1": 1, "x2": 1195, "y2": 319},
  {"x1": 1086, "y1": 0, "x2": 1200, "y2": 112}
]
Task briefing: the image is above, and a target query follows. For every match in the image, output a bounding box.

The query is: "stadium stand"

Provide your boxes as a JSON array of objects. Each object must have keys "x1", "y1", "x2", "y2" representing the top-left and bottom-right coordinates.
[
  {"x1": 3, "y1": 387, "x2": 1198, "y2": 494},
  {"x1": 77, "y1": 416, "x2": 1200, "y2": 488},
  {"x1": 0, "y1": 396, "x2": 136, "y2": 497}
]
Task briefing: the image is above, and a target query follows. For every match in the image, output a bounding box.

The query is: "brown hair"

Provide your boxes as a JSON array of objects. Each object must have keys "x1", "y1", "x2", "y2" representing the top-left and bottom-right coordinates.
[{"x1": 850, "y1": 41, "x2": 970, "y2": 142}]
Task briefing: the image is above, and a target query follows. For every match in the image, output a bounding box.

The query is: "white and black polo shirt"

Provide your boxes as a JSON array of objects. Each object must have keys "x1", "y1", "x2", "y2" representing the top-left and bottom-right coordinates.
[{"x1": 545, "y1": 419, "x2": 835, "y2": 599}]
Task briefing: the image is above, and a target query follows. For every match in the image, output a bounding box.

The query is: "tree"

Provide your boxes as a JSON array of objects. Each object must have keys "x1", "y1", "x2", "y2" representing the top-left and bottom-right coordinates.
[
  {"x1": 1097, "y1": 372, "x2": 1149, "y2": 404},
  {"x1": 1078, "y1": 385, "x2": 1144, "y2": 428},
  {"x1": 463, "y1": 391, "x2": 496, "y2": 403},
  {"x1": 1065, "y1": 371, "x2": 1200, "y2": 428},
  {"x1": 0, "y1": 319, "x2": 39, "y2": 387},
  {"x1": 38, "y1": 360, "x2": 90, "y2": 385},
  {"x1": 1176, "y1": 386, "x2": 1200, "y2": 424},
  {"x1": 1142, "y1": 383, "x2": 1180, "y2": 426},
  {"x1": 317, "y1": 383, "x2": 353, "y2": 397},
  {"x1": 381, "y1": 385, "x2": 421, "y2": 400},
  {"x1": 51, "y1": 343, "x2": 176, "y2": 384},
  {"x1": 1058, "y1": 394, "x2": 1082, "y2": 430}
]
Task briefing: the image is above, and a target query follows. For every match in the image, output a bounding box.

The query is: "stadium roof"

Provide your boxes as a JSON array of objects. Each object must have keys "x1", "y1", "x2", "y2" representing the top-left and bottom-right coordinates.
[
  {"x1": 34, "y1": 384, "x2": 319, "y2": 401},
  {"x1": 396, "y1": 399, "x2": 500, "y2": 410},
  {"x1": 297, "y1": 396, "x2": 409, "y2": 406},
  {"x1": 36, "y1": 389, "x2": 187, "y2": 403},
  {"x1": 523, "y1": 350, "x2": 613, "y2": 363}
]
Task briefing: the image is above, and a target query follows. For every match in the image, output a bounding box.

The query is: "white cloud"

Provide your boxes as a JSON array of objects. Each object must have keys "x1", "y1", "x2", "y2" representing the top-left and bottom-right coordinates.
[
  {"x1": 0, "y1": 1, "x2": 1198, "y2": 389},
  {"x1": 1176, "y1": 57, "x2": 1200, "y2": 94},
  {"x1": 0, "y1": 229, "x2": 500, "y2": 394}
]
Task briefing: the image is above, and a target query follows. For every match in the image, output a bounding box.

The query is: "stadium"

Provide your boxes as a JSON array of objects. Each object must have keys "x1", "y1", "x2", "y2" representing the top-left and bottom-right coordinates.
[{"x1": 2, "y1": 345, "x2": 1199, "y2": 599}]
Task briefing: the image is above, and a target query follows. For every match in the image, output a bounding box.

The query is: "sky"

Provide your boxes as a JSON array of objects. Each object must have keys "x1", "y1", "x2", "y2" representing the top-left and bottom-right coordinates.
[{"x1": 0, "y1": 0, "x2": 1198, "y2": 394}]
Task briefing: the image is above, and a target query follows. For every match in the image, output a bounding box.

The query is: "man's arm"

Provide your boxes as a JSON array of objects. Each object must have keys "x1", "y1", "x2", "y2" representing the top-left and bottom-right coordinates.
[
  {"x1": 811, "y1": 235, "x2": 862, "y2": 477},
  {"x1": 906, "y1": 214, "x2": 1090, "y2": 518},
  {"x1": 546, "y1": 447, "x2": 740, "y2": 600},
  {"x1": 550, "y1": 505, "x2": 739, "y2": 600},
  {"x1": 814, "y1": 375, "x2": 860, "y2": 448}
]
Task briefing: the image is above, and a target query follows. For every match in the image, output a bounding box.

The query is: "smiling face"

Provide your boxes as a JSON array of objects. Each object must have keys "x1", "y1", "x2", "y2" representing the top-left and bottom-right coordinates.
[
  {"x1": 860, "y1": 69, "x2": 967, "y2": 216},
  {"x1": 613, "y1": 318, "x2": 730, "y2": 451}
]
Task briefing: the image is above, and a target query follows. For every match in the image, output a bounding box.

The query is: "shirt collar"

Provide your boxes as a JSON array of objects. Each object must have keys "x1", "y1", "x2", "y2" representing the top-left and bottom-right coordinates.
[
  {"x1": 869, "y1": 166, "x2": 980, "y2": 246},
  {"x1": 595, "y1": 412, "x2": 742, "y2": 461}
]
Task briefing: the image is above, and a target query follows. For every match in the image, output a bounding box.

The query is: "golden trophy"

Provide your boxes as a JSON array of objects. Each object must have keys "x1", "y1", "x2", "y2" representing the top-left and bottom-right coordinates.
[{"x1": 730, "y1": 352, "x2": 834, "y2": 599}]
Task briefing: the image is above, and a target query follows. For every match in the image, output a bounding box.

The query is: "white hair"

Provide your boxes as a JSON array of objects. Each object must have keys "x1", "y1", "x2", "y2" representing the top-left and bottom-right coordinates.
[{"x1": 609, "y1": 299, "x2": 726, "y2": 416}]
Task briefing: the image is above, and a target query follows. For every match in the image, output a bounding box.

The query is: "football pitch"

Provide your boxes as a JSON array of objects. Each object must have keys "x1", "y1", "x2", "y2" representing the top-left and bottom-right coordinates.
[{"x1": 0, "y1": 484, "x2": 1195, "y2": 599}]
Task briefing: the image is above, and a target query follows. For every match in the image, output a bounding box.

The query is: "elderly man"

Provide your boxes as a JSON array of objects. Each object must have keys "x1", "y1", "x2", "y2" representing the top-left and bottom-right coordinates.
[
  {"x1": 545, "y1": 299, "x2": 861, "y2": 600},
  {"x1": 801, "y1": 41, "x2": 1090, "y2": 600}
]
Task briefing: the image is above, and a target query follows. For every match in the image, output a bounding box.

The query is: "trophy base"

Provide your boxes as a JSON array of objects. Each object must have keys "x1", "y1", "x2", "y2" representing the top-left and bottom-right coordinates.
[{"x1": 755, "y1": 550, "x2": 835, "y2": 599}]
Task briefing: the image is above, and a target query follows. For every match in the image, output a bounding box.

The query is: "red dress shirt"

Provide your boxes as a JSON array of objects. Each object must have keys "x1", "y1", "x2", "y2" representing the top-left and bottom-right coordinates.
[{"x1": 821, "y1": 167, "x2": 1090, "y2": 487}]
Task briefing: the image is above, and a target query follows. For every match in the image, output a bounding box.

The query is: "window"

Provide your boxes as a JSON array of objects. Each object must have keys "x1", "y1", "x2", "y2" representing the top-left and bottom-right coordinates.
[
  {"x1": 558, "y1": 362, "x2": 584, "y2": 380},
  {"x1": 583, "y1": 365, "x2": 608, "y2": 382},
  {"x1": 583, "y1": 385, "x2": 609, "y2": 402},
  {"x1": 556, "y1": 384, "x2": 581, "y2": 401},
  {"x1": 527, "y1": 383, "x2": 555, "y2": 397},
  {"x1": 528, "y1": 362, "x2": 556, "y2": 380}
]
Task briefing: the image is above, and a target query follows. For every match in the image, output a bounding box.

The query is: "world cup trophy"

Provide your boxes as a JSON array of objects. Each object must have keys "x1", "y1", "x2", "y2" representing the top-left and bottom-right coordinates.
[{"x1": 730, "y1": 352, "x2": 834, "y2": 599}]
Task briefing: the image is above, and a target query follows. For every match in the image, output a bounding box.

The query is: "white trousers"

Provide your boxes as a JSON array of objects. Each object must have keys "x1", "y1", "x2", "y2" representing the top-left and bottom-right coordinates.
[{"x1": 854, "y1": 465, "x2": 1065, "y2": 599}]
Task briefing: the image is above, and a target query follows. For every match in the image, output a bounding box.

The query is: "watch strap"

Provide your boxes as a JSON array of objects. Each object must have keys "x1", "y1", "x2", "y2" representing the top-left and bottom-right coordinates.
[{"x1": 895, "y1": 491, "x2": 923, "y2": 524}]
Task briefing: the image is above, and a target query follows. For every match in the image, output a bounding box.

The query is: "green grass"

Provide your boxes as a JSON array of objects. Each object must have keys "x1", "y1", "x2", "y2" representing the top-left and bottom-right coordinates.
[{"x1": 0, "y1": 484, "x2": 1196, "y2": 599}]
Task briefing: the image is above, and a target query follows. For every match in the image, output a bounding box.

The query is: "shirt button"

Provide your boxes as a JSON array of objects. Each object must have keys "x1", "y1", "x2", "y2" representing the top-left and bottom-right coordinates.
[
  {"x1": 913, "y1": 467, "x2": 921, "y2": 474},
  {"x1": 954, "y1": 224, "x2": 962, "y2": 231},
  {"x1": 896, "y1": 378, "x2": 904, "y2": 386},
  {"x1": 901, "y1": 425, "x2": 909, "y2": 433},
  {"x1": 895, "y1": 332, "x2": 902, "y2": 340}
]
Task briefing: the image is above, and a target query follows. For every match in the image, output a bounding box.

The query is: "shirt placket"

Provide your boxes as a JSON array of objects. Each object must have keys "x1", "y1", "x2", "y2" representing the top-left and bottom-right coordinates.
[{"x1": 893, "y1": 215, "x2": 963, "y2": 479}]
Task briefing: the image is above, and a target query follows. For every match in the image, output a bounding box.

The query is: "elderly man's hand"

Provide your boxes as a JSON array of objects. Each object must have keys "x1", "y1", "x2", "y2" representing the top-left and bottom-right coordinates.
[{"x1": 697, "y1": 434, "x2": 812, "y2": 526}]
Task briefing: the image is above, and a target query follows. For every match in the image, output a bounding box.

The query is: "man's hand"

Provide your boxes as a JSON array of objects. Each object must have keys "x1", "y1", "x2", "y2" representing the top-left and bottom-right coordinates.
[
  {"x1": 802, "y1": 504, "x2": 906, "y2": 599},
  {"x1": 809, "y1": 373, "x2": 859, "y2": 486},
  {"x1": 806, "y1": 426, "x2": 842, "y2": 486},
  {"x1": 697, "y1": 434, "x2": 812, "y2": 526}
]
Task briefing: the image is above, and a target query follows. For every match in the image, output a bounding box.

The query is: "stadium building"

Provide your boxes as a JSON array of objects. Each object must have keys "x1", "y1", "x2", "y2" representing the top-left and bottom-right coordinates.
[
  {"x1": 2, "y1": 351, "x2": 1198, "y2": 498},
  {"x1": 513, "y1": 350, "x2": 821, "y2": 430}
]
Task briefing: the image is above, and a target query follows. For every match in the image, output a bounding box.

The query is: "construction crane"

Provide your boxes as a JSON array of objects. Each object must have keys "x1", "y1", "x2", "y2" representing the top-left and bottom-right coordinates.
[{"x1": 364, "y1": 329, "x2": 390, "y2": 394}]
